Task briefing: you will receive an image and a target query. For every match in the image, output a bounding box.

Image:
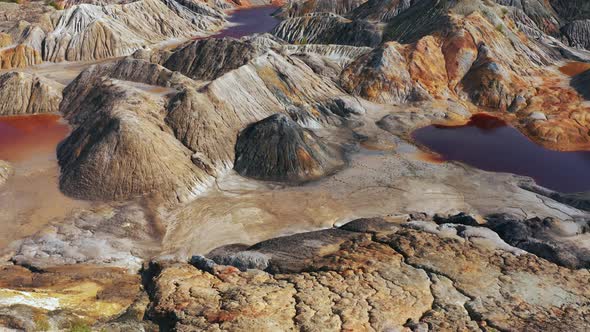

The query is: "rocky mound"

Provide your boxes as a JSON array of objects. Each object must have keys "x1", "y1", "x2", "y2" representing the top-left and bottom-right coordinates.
[
  {"x1": 57, "y1": 79, "x2": 213, "y2": 203},
  {"x1": 57, "y1": 46, "x2": 354, "y2": 201},
  {"x1": 234, "y1": 113, "x2": 345, "y2": 182},
  {"x1": 148, "y1": 217, "x2": 590, "y2": 331},
  {"x1": 0, "y1": 71, "x2": 63, "y2": 115}
]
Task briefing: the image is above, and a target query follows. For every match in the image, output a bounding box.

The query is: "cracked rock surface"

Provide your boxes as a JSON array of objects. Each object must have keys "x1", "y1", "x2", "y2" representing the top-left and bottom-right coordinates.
[{"x1": 147, "y1": 217, "x2": 590, "y2": 331}]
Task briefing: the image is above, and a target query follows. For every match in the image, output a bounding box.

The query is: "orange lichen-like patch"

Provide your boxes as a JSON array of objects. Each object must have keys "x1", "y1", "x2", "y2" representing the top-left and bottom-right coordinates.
[
  {"x1": 0, "y1": 265, "x2": 140, "y2": 324},
  {"x1": 296, "y1": 146, "x2": 319, "y2": 172},
  {"x1": 0, "y1": 44, "x2": 42, "y2": 69},
  {"x1": 559, "y1": 62, "x2": 590, "y2": 77},
  {"x1": 407, "y1": 35, "x2": 450, "y2": 98},
  {"x1": 412, "y1": 151, "x2": 445, "y2": 164},
  {"x1": 0, "y1": 33, "x2": 12, "y2": 48}
]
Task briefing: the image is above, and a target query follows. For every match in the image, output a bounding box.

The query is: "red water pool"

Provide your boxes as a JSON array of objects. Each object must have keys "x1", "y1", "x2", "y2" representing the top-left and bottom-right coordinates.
[
  {"x1": 0, "y1": 114, "x2": 70, "y2": 162},
  {"x1": 412, "y1": 113, "x2": 590, "y2": 193}
]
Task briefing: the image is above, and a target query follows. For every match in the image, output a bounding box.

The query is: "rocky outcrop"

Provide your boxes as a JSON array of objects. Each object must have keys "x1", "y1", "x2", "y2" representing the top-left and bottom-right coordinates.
[
  {"x1": 0, "y1": 72, "x2": 63, "y2": 115},
  {"x1": 460, "y1": 44, "x2": 524, "y2": 111},
  {"x1": 0, "y1": 44, "x2": 42, "y2": 69},
  {"x1": 340, "y1": 41, "x2": 432, "y2": 104},
  {"x1": 485, "y1": 214, "x2": 590, "y2": 269},
  {"x1": 562, "y1": 20, "x2": 590, "y2": 50},
  {"x1": 272, "y1": 13, "x2": 382, "y2": 47},
  {"x1": 148, "y1": 217, "x2": 590, "y2": 331},
  {"x1": 234, "y1": 113, "x2": 345, "y2": 182}
]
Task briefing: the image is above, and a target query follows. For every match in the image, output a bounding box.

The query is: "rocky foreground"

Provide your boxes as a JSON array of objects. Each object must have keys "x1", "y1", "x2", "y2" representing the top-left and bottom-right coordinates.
[{"x1": 3, "y1": 214, "x2": 589, "y2": 331}]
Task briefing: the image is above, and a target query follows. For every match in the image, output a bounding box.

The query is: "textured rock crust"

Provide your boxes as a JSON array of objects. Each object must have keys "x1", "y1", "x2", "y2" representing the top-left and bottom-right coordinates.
[
  {"x1": 148, "y1": 217, "x2": 590, "y2": 331},
  {"x1": 0, "y1": 71, "x2": 63, "y2": 115},
  {"x1": 0, "y1": 160, "x2": 11, "y2": 187},
  {"x1": 234, "y1": 113, "x2": 345, "y2": 182},
  {"x1": 0, "y1": 264, "x2": 142, "y2": 331}
]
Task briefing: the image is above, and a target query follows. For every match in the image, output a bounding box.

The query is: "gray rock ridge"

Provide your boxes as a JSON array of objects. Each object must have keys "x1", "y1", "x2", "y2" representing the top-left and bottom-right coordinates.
[
  {"x1": 139, "y1": 33, "x2": 371, "y2": 82},
  {"x1": 157, "y1": 34, "x2": 283, "y2": 81},
  {"x1": 0, "y1": 71, "x2": 63, "y2": 115},
  {"x1": 234, "y1": 113, "x2": 345, "y2": 183},
  {"x1": 562, "y1": 20, "x2": 590, "y2": 50},
  {"x1": 274, "y1": 0, "x2": 368, "y2": 19},
  {"x1": 272, "y1": 13, "x2": 382, "y2": 47},
  {"x1": 348, "y1": 0, "x2": 424, "y2": 22}
]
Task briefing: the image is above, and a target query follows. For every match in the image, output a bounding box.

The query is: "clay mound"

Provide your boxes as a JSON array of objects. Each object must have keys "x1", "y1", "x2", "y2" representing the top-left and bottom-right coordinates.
[
  {"x1": 234, "y1": 113, "x2": 345, "y2": 182},
  {"x1": 60, "y1": 58, "x2": 193, "y2": 124},
  {"x1": 0, "y1": 71, "x2": 63, "y2": 116},
  {"x1": 160, "y1": 34, "x2": 282, "y2": 81},
  {"x1": 58, "y1": 49, "x2": 355, "y2": 201},
  {"x1": 57, "y1": 79, "x2": 212, "y2": 203},
  {"x1": 272, "y1": 13, "x2": 382, "y2": 47}
]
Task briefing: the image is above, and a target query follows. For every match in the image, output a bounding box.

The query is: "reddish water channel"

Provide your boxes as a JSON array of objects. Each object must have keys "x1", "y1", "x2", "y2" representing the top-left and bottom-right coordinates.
[{"x1": 412, "y1": 114, "x2": 590, "y2": 193}]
